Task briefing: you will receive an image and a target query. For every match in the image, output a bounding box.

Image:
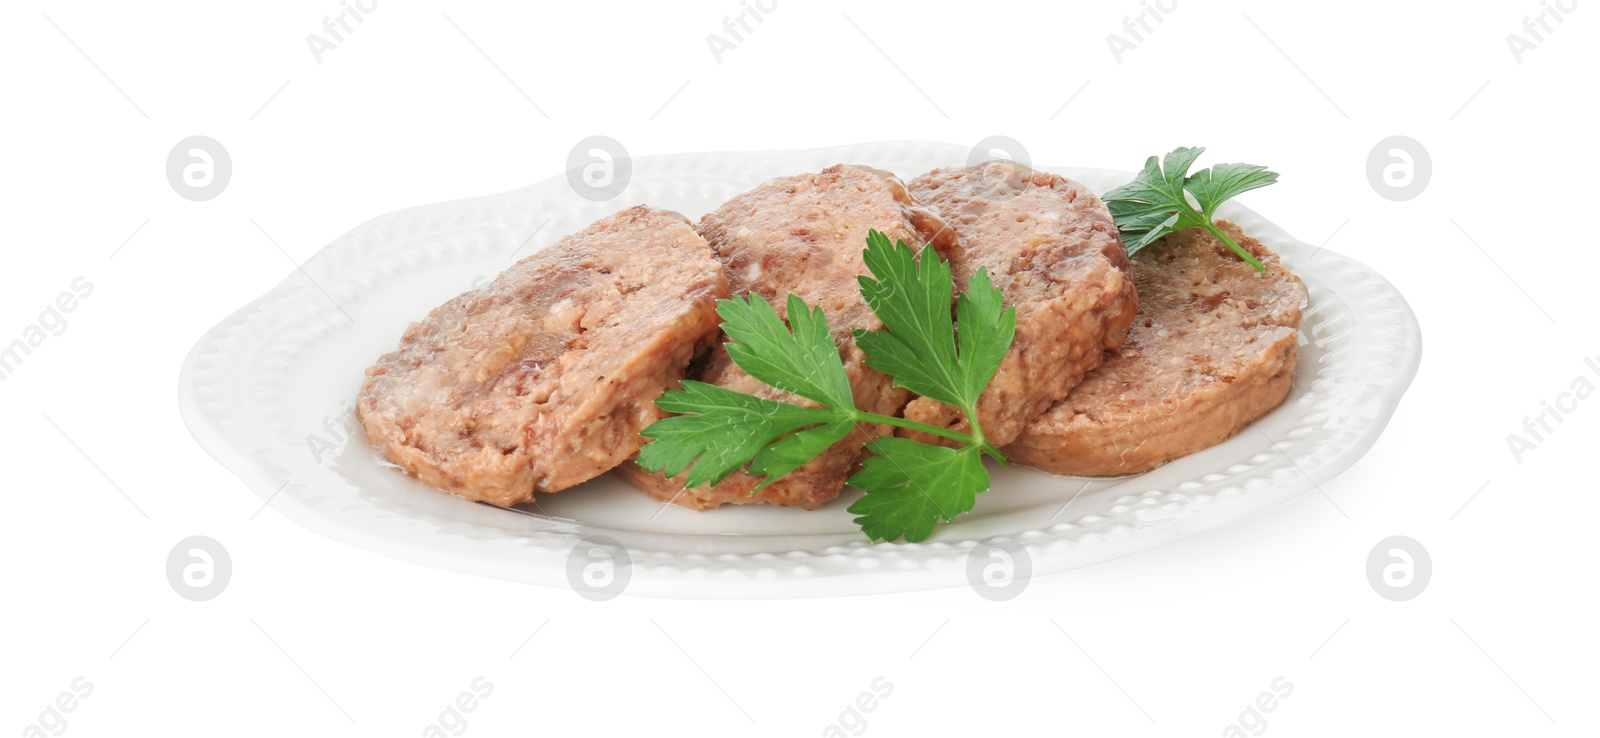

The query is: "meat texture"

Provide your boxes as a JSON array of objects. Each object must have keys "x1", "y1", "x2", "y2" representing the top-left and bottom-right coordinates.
[
  {"x1": 357, "y1": 205, "x2": 729, "y2": 506},
  {"x1": 618, "y1": 165, "x2": 956, "y2": 510},
  {"x1": 1005, "y1": 221, "x2": 1306, "y2": 476},
  {"x1": 902, "y1": 161, "x2": 1139, "y2": 448}
]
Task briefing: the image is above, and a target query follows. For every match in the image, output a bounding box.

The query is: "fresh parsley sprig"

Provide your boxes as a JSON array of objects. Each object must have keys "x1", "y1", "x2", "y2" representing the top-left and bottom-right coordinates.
[
  {"x1": 636, "y1": 230, "x2": 1015, "y2": 543},
  {"x1": 1104, "y1": 147, "x2": 1278, "y2": 272}
]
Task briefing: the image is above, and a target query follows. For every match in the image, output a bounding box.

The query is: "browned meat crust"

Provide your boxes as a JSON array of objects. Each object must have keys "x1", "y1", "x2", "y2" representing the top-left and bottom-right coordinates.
[
  {"x1": 902, "y1": 161, "x2": 1139, "y2": 448},
  {"x1": 617, "y1": 165, "x2": 957, "y2": 510},
  {"x1": 357, "y1": 205, "x2": 729, "y2": 506},
  {"x1": 1004, "y1": 221, "x2": 1305, "y2": 476}
]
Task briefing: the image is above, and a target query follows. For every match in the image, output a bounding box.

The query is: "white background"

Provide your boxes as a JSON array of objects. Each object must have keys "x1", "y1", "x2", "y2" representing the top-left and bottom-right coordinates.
[{"x1": 3, "y1": 1, "x2": 1595, "y2": 735}]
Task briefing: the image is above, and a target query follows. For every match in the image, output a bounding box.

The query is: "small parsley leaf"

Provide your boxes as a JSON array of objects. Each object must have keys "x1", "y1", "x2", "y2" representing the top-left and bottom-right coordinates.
[
  {"x1": 846, "y1": 439, "x2": 988, "y2": 543},
  {"x1": 953, "y1": 264, "x2": 1014, "y2": 410},
  {"x1": 637, "y1": 380, "x2": 850, "y2": 488},
  {"x1": 855, "y1": 230, "x2": 1016, "y2": 421},
  {"x1": 746, "y1": 419, "x2": 856, "y2": 491},
  {"x1": 1104, "y1": 147, "x2": 1277, "y2": 271},
  {"x1": 720, "y1": 293, "x2": 856, "y2": 410},
  {"x1": 1186, "y1": 161, "x2": 1278, "y2": 217},
  {"x1": 854, "y1": 230, "x2": 963, "y2": 407}
]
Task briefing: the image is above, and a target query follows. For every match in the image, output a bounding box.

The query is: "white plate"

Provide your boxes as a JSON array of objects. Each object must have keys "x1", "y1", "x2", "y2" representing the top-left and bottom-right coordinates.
[{"x1": 177, "y1": 141, "x2": 1421, "y2": 599}]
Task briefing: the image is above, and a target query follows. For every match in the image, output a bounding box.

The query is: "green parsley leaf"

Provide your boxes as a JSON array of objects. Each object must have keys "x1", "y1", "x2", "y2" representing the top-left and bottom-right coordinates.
[
  {"x1": 1104, "y1": 147, "x2": 1277, "y2": 272},
  {"x1": 720, "y1": 293, "x2": 856, "y2": 410},
  {"x1": 846, "y1": 438, "x2": 988, "y2": 543},
  {"x1": 746, "y1": 419, "x2": 856, "y2": 491},
  {"x1": 953, "y1": 263, "x2": 1014, "y2": 411},
  {"x1": 854, "y1": 230, "x2": 962, "y2": 407},
  {"x1": 1186, "y1": 162, "x2": 1278, "y2": 217},
  {"x1": 637, "y1": 380, "x2": 850, "y2": 488},
  {"x1": 854, "y1": 230, "x2": 1016, "y2": 431}
]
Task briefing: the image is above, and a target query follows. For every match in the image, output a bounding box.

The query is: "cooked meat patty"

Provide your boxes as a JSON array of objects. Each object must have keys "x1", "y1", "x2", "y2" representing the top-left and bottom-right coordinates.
[
  {"x1": 357, "y1": 205, "x2": 729, "y2": 506},
  {"x1": 1004, "y1": 221, "x2": 1305, "y2": 476},
  {"x1": 901, "y1": 161, "x2": 1139, "y2": 448},
  {"x1": 618, "y1": 165, "x2": 957, "y2": 510}
]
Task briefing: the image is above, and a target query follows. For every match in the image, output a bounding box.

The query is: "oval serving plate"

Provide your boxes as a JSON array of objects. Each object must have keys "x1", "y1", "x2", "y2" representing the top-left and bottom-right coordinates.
[{"x1": 177, "y1": 141, "x2": 1421, "y2": 599}]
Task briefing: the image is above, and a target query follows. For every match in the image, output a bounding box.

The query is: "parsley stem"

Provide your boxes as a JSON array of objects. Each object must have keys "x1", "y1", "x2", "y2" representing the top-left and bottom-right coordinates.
[
  {"x1": 856, "y1": 411, "x2": 973, "y2": 445},
  {"x1": 855, "y1": 411, "x2": 1010, "y2": 464},
  {"x1": 1199, "y1": 218, "x2": 1265, "y2": 272},
  {"x1": 960, "y1": 403, "x2": 1008, "y2": 465}
]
